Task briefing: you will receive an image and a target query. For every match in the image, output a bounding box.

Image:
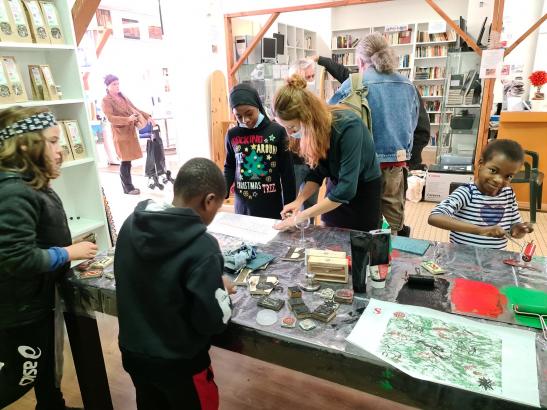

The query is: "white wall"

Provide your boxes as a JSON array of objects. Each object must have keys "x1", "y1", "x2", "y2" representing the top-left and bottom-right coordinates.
[
  {"x1": 532, "y1": 1, "x2": 547, "y2": 72},
  {"x1": 331, "y1": 0, "x2": 469, "y2": 29}
]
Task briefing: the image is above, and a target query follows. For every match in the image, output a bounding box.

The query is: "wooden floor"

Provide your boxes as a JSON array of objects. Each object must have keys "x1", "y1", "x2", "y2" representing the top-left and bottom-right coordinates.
[{"x1": 6, "y1": 313, "x2": 417, "y2": 410}]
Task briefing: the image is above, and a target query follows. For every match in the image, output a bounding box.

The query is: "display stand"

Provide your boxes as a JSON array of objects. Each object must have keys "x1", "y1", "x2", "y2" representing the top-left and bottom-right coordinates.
[{"x1": 0, "y1": 1, "x2": 110, "y2": 250}]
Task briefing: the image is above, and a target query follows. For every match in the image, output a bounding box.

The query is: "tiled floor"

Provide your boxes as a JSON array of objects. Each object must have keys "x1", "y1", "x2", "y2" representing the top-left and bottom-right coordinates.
[{"x1": 100, "y1": 151, "x2": 546, "y2": 257}]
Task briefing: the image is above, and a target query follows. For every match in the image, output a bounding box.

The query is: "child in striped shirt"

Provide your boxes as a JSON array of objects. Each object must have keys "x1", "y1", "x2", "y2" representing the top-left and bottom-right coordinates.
[{"x1": 428, "y1": 139, "x2": 533, "y2": 249}]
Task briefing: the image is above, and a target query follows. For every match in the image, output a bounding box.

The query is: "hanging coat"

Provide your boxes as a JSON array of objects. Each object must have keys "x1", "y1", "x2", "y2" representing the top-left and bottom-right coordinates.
[{"x1": 102, "y1": 93, "x2": 150, "y2": 161}]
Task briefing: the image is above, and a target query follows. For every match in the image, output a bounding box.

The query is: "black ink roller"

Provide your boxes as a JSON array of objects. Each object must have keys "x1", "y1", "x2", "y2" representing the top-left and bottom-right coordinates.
[{"x1": 406, "y1": 274, "x2": 435, "y2": 289}]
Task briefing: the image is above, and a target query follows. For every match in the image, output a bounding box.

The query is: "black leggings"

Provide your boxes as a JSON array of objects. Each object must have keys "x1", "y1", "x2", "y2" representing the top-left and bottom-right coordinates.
[
  {"x1": 0, "y1": 313, "x2": 66, "y2": 410},
  {"x1": 120, "y1": 160, "x2": 136, "y2": 193},
  {"x1": 322, "y1": 176, "x2": 382, "y2": 232}
]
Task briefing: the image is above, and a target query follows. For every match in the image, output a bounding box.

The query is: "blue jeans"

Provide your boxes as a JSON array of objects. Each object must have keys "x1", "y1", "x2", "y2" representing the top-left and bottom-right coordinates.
[{"x1": 294, "y1": 164, "x2": 318, "y2": 209}]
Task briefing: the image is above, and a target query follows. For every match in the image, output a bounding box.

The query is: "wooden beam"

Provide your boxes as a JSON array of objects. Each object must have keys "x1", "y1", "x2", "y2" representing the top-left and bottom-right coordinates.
[
  {"x1": 425, "y1": 0, "x2": 482, "y2": 55},
  {"x1": 474, "y1": 0, "x2": 505, "y2": 174},
  {"x1": 224, "y1": 16, "x2": 236, "y2": 88},
  {"x1": 95, "y1": 28, "x2": 112, "y2": 58},
  {"x1": 504, "y1": 13, "x2": 547, "y2": 57},
  {"x1": 71, "y1": 0, "x2": 101, "y2": 45},
  {"x1": 225, "y1": 0, "x2": 389, "y2": 18},
  {"x1": 229, "y1": 13, "x2": 280, "y2": 78}
]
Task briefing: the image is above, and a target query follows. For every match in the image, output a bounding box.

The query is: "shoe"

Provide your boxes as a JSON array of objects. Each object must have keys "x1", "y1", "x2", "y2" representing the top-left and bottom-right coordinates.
[
  {"x1": 126, "y1": 189, "x2": 140, "y2": 195},
  {"x1": 162, "y1": 170, "x2": 175, "y2": 184},
  {"x1": 397, "y1": 225, "x2": 411, "y2": 237}
]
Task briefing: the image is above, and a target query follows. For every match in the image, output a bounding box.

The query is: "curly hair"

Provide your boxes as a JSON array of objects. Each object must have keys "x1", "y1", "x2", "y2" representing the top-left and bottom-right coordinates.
[
  {"x1": 0, "y1": 106, "x2": 57, "y2": 190},
  {"x1": 272, "y1": 74, "x2": 335, "y2": 168}
]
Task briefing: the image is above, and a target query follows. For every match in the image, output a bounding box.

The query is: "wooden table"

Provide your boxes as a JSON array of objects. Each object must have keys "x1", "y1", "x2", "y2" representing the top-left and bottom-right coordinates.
[{"x1": 61, "y1": 221, "x2": 547, "y2": 410}]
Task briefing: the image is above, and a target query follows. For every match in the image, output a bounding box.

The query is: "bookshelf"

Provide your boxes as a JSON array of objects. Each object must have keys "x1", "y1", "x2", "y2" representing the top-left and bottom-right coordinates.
[
  {"x1": 277, "y1": 23, "x2": 316, "y2": 66},
  {"x1": 0, "y1": 0, "x2": 110, "y2": 250},
  {"x1": 330, "y1": 21, "x2": 458, "y2": 148}
]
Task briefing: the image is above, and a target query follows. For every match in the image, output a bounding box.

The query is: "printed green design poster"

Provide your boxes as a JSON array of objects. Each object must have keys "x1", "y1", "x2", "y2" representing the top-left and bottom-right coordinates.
[{"x1": 346, "y1": 299, "x2": 539, "y2": 407}]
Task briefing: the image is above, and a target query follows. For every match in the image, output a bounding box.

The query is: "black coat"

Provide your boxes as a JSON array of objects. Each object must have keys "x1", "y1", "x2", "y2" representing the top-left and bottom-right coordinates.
[{"x1": 0, "y1": 172, "x2": 71, "y2": 329}]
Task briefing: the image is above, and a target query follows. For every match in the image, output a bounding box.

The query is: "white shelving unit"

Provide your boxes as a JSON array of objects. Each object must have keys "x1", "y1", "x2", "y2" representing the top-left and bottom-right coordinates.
[
  {"x1": 0, "y1": 0, "x2": 110, "y2": 250},
  {"x1": 330, "y1": 21, "x2": 458, "y2": 147},
  {"x1": 277, "y1": 23, "x2": 316, "y2": 66}
]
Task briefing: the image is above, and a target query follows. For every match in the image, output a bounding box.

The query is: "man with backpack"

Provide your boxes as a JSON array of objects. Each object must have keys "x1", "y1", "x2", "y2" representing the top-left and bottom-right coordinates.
[{"x1": 328, "y1": 33, "x2": 419, "y2": 236}]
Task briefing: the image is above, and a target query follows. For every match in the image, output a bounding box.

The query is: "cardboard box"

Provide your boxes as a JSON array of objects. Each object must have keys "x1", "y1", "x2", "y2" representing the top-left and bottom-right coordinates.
[
  {"x1": 39, "y1": 1, "x2": 62, "y2": 44},
  {"x1": 0, "y1": 61, "x2": 15, "y2": 103},
  {"x1": 0, "y1": 0, "x2": 19, "y2": 42},
  {"x1": 28, "y1": 64, "x2": 48, "y2": 99},
  {"x1": 6, "y1": 0, "x2": 31, "y2": 43},
  {"x1": 22, "y1": 0, "x2": 48, "y2": 43},
  {"x1": 62, "y1": 120, "x2": 86, "y2": 160},
  {"x1": 58, "y1": 119, "x2": 74, "y2": 162},
  {"x1": 424, "y1": 171, "x2": 474, "y2": 202},
  {"x1": 1, "y1": 56, "x2": 27, "y2": 101},
  {"x1": 39, "y1": 64, "x2": 59, "y2": 99}
]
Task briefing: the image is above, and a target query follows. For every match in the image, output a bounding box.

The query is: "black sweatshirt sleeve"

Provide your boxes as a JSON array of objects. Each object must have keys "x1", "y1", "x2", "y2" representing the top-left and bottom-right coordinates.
[
  {"x1": 277, "y1": 129, "x2": 296, "y2": 204},
  {"x1": 0, "y1": 184, "x2": 50, "y2": 276},
  {"x1": 317, "y1": 56, "x2": 351, "y2": 84},
  {"x1": 186, "y1": 252, "x2": 231, "y2": 336},
  {"x1": 223, "y1": 131, "x2": 236, "y2": 198},
  {"x1": 409, "y1": 88, "x2": 431, "y2": 168}
]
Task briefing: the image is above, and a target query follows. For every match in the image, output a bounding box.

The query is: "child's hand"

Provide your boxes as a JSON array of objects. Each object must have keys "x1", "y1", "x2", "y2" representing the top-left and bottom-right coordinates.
[
  {"x1": 510, "y1": 222, "x2": 534, "y2": 239},
  {"x1": 479, "y1": 225, "x2": 506, "y2": 238},
  {"x1": 222, "y1": 275, "x2": 236, "y2": 295},
  {"x1": 65, "y1": 242, "x2": 98, "y2": 261}
]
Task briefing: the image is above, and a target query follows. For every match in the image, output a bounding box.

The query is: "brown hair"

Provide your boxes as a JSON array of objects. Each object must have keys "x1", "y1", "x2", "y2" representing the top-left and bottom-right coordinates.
[
  {"x1": 355, "y1": 32, "x2": 396, "y2": 73},
  {"x1": 273, "y1": 74, "x2": 342, "y2": 168},
  {"x1": 0, "y1": 106, "x2": 57, "y2": 190}
]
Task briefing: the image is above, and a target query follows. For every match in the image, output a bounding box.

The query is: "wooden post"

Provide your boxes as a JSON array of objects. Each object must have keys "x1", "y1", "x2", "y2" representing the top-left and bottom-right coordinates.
[
  {"x1": 425, "y1": 0, "x2": 482, "y2": 55},
  {"x1": 504, "y1": 13, "x2": 547, "y2": 57},
  {"x1": 71, "y1": 0, "x2": 101, "y2": 45},
  {"x1": 229, "y1": 13, "x2": 280, "y2": 79},
  {"x1": 224, "y1": 16, "x2": 236, "y2": 88},
  {"x1": 473, "y1": 0, "x2": 505, "y2": 174}
]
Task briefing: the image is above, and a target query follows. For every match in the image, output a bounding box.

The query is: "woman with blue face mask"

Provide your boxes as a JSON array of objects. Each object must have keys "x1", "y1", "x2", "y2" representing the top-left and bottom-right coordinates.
[
  {"x1": 272, "y1": 75, "x2": 382, "y2": 232},
  {"x1": 224, "y1": 83, "x2": 296, "y2": 219}
]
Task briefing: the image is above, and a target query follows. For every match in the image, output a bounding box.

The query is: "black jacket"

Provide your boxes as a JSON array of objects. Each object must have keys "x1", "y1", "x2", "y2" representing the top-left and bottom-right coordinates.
[
  {"x1": 317, "y1": 57, "x2": 430, "y2": 168},
  {"x1": 115, "y1": 200, "x2": 231, "y2": 362},
  {"x1": 0, "y1": 172, "x2": 71, "y2": 329}
]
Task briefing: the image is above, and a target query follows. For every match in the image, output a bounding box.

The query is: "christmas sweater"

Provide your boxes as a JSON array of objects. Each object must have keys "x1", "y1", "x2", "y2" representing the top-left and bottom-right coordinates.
[{"x1": 224, "y1": 118, "x2": 296, "y2": 219}]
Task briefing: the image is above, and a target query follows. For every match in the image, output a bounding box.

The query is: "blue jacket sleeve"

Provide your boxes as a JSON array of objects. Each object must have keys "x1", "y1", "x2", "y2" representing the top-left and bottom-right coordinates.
[
  {"x1": 327, "y1": 119, "x2": 363, "y2": 204},
  {"x1": 328, "y1": 78, "x2": 351, "y2": 105}
]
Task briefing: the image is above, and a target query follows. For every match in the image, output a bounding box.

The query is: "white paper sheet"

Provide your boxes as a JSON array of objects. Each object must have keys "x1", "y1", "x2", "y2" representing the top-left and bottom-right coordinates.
[
  {"x1": 207, "y1": 212, "x2": 279, "y2": 244},
  {"x1": 480, "y1": 49, "x2": 505, "y2": 79},
  {"x1": 347, "y1": 299, "x2": 540, "y2": 408}
]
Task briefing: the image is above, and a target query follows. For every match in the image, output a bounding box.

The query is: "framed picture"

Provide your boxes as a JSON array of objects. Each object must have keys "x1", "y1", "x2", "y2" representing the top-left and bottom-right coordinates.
[{"x1": 122, "y1": 18, "x2": 139, "y2": 39}]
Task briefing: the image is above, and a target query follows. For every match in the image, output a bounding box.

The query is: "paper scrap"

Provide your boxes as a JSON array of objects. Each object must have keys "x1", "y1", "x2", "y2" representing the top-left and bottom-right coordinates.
[
  {"x1": 208, "y1": 212, "x2": 279, "y2": 244},
  {"x1": 480, "y1": 49, "x2": 505, "y2": 79},
  {"x1": 347, "y1": 299, "x2": 539, "y2": 408}
]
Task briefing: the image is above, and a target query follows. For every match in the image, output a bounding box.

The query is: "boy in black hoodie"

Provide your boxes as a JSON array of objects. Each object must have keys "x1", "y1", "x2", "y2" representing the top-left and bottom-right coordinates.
[{"x1": 115, "y1": 158, "x2": 233, "y2": 410}]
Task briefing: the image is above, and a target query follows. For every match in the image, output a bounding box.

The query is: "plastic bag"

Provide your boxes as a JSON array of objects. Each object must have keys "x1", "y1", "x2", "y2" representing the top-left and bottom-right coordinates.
[{"x1": 406, "y1": 174, "x2": 425, "y2": 203}]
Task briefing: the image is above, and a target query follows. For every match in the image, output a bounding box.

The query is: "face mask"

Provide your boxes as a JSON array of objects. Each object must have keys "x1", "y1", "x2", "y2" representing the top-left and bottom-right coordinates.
[
  {"x1": 239, "y1": 112, "x2": 264, "y2": 129},
  {"x1": 291, "y1": 130, "x2": 302, "y2": 139},
  {"x1": 307, "y1": 81, "x2": 316, "y2": 92}
]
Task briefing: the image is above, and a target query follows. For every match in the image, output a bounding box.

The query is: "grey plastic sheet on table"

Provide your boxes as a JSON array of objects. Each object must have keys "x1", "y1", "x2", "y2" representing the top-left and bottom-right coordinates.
[{"x1": 66, "y1": 223, "x2": 547, "y2": 409}]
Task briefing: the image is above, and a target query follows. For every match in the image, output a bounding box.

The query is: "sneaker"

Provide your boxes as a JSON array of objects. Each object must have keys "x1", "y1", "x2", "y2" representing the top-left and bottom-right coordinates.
[{"x1": 126, "y1": 189, "x2": 140, "y2": 195}]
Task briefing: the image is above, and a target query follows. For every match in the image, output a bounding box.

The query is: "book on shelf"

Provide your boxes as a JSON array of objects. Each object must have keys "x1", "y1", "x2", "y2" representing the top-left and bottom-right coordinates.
[
  {"x1": 331, "y1": 34, "x2": 359, "y2": 49},
  {"x1": 417, "y1": 84, "x2": 444, "y2": 97},
  {"x1": 424, "y1": 100, "x2": 441, "y2": 111},
  {"x1": 417, "y1": 30, "x2": 456, "y2": 43},
  {"x1": 414, "y1": 66, "x2": 445, "y2": 80},
  {"x1": 428, "y1": 113, "x2": 441, "y2": 124},
  {"x1": 382, "y1": 28, "x2": 412, "y2": 45},
  {"x1": 397, "y1": 54, "x2": 410, "y2": 69},
  {"x1": 398, "y1": 69, "x2": 411, "y2": 79},
  {"x1": 416, "y1": 45, "x2": 448, "y2": 57},
  {"x1": 332, "y1": 52, "x2": 355, "y2": 66}
]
